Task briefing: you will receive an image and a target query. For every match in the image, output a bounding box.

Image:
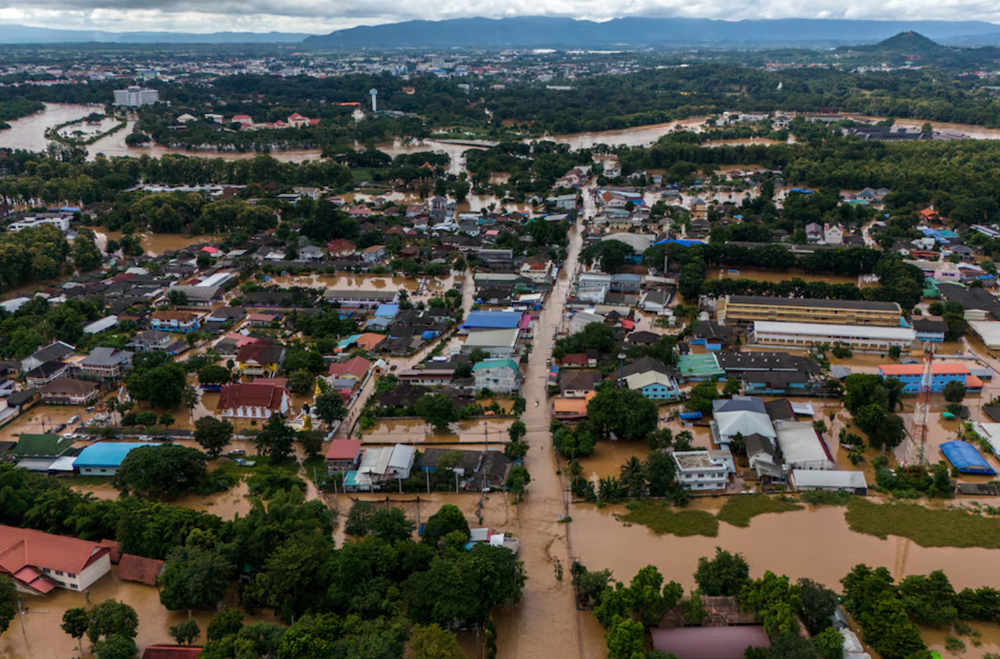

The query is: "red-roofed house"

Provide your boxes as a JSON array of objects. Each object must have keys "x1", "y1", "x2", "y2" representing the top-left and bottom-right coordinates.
[
  {"x1": 287, "y1": 113, "x2": 310, "y2": 128},
  {"x1": 142, "y1": 645, "x2": 203, "y2": 659},
  {"x1": 232, "y1": 115, "x2": 253, "y2": 126},
  {"x1": 326, "y1": 239, "x2": 356, "y2": 256},
  {"x1": 328, "y1": 356, "x2": 372, "y2": 381},
  {"x1": 216, "y1": 382, "x2": 291, "y2": 420},
  {"x1": 326, "y1": 439, "x2": 363, "y2": 472},
  {"x1": 0, "y1": 525, "x2": 112, "y2": 594}
]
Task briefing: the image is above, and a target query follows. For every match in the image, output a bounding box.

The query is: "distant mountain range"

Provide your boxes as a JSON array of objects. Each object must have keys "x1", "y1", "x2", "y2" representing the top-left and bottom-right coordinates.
[
  {"x1": 0, "y1": 24, "x2": 309, "y2": 44},
  {"x1": 4, "y1": 17, "x2": 1000, "y2": 47},
  {"x1": 302, "y1": 16, "x2": 1000, "y2": 49}
]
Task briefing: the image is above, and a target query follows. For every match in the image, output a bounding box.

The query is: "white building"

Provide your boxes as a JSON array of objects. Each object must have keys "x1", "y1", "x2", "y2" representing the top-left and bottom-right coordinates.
[
  {"x1": 791, "y1": 470, "x2": 868, "y2": 494},
  {"x1": 672, "y1": 450, "x2": 735, "y2": 491},
  {"x1": 8, "y1": 215, "x2": 71, "y2": 233},
  {"x1": 472, "y1": 358, "x2": 521, "y2": 394},
  {"x1": 752, "y1": 321, "x2": 916, "y2": 352},
  {"x1": 460, "y1": 329, "x2": 520, "y2": 359},
  {"x1": 569, "y1": 310, "x2": 606, "y2": 336},
  {"x1": 113, "y1": 86, "x2": 159, "y2": 107},
  {"x1": 903, "y1": 259, "x2": 963, "y2": 282},
  {"x1": 711, "y1": 397, "x2": 776, "y2": 449},
  {"x1": 823, "y1": 223, "x2": 844, "y2": 245},
  {"x1": 775, "y1": 421, "x2": 836, "y2": 471}
]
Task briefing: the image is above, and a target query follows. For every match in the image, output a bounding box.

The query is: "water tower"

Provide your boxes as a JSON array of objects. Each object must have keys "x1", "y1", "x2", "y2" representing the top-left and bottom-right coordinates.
[{"x1": 370, "y1": 88, "x2": 378, "y2": 113}]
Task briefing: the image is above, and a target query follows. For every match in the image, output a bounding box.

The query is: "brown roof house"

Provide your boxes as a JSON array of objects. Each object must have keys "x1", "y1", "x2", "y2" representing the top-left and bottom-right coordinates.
[
  {"x1": 216, "y1": 380, "x2": 291, "y2": 420},
  {"x1": 117, "y1": 553, "x2": 164, "y2": 586},
  {"x1": 39, "y1": 378, "x2": 100, "y2": 405}
]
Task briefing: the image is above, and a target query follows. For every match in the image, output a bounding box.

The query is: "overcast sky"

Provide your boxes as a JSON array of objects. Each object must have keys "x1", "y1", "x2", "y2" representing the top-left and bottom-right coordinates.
[{"x1": 0, "y1": 2, "x2": 996, "y2": 34}]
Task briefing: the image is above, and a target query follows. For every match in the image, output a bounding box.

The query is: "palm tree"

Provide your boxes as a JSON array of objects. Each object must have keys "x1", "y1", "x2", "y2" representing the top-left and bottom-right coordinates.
[{"x1": 619, "y1": 457, "x2": 646, "y2": 498}]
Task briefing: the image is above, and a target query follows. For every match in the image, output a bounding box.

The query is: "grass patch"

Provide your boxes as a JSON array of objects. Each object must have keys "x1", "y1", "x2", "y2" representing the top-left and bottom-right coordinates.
[
  {"x1": 800, "y1": 490, "x2": 853, "y2": 507},
  {"x1": 63, "y1": 475, "x2": 113, "y2": 487},
  {"x1": 846, "y1": 498, "x2": 1000, "y2": 548},
  {"x1": 617, "y1": 501, "x2": 719, "y2": 538},
  {"x1": 716, "y1": 495, "x2": 803, "y2": 527}
]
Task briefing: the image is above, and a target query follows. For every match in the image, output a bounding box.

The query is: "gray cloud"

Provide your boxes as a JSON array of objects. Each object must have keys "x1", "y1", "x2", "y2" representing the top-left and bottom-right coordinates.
[{"x1": 0, "y1": 0, "x2": 999, "y2": 34}]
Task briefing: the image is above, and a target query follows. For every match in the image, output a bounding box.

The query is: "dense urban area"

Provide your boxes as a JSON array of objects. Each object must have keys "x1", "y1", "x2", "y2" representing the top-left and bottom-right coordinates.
[{"x1": 6, "y1": 25, "x2": 1000, "y2": 659}]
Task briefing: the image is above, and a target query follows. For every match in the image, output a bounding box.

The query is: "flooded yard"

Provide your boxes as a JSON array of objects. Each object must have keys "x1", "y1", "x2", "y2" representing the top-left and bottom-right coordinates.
[{"x1": 361, "y1": 417, "x2": 513, "y2": 445}]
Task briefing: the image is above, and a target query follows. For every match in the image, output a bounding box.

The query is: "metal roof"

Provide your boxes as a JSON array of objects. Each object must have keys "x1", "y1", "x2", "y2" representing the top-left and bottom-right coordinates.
[
  {"x1": 74, "y1": 442, "x2": 157, "y2": 468},
  {"x1": 940, "y1": 440, "x2": 997, "y2": 475}
]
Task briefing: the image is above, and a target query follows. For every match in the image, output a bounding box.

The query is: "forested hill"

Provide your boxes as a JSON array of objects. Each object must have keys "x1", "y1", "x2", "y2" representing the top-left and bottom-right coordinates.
[
  {"x1": 835, "y1": 31, "x2": 1000, "y2": 67},
  {"x1": 303, "y1": 17, "x2": 1000, "y2": 49}
]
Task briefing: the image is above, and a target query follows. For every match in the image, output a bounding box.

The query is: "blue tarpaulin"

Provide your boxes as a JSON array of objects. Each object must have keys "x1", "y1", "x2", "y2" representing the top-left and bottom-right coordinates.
[{"x1": 940, "y1": 440, "x2": 996, "y2": 475}]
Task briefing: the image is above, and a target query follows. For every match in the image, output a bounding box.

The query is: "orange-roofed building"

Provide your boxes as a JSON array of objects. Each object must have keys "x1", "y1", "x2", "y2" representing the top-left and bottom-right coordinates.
[
  {"x1": 878, "y1": 362, "x2": 974, "y2": 393},
  {"x1": 0, "y1": 525, "x2": 112, "y2": 594},
  {"x1": 552, "y1": 391, "x2": 595, "y2": 420}
]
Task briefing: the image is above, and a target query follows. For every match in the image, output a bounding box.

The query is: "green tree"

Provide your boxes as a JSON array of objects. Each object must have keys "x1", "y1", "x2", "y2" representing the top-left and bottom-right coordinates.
[
  {"x1": 898, "y1": 570, "x2": 958, "y2": 627},
  {"x1": 723, "y1": 377, "x2": 742, "y2": 397},
  {"x1": 797, "y1": 578, "x2": 838, "y2": 636},
  {"x1": 92, "y1": 634, "x2": 138, "y2": 659},
  {"x1": 72, "y1": 236, "x2": 102, "y2": 272},
  {"x1": 254, "y1": 414, "x2": 297, "y2": 462},
  {"x1": 685, "y1": 381, "x2": 720, "y2": 415},
  {"x1": 628, "y1": 565, "x2": 683, "y2": 628},
  {"x1": 62, "y1": 607, "x2": 90, "y2": 655},
  {"x1": 159, "y1": 413, "x2": 175, "y2": 429},
  {"x1": 415, "y1": 394, "x2": 458, "y2": 432},
  {"x1": 506, "y1": 465, "x2": 531, "y2": 500},
  {"x1": 193, "y1": 416, "x2": 233, "y2": 458},
  {"x1": 198, "y1": 364, "x2": 231, "y2": 386},
  {"x1": 287, "y1": 369, "x2": 315, "y2": 394},
  {"x1": 605, "y1": 616, "x2": 645, "y2": 659},
  {"x1": 314, "y1": 389, "x2": 347, "y2": 425},
  {"x1": 405, "y1": 624, "x2": 465, "y2": 659},
  {"x1": 0, "y1": 576, "x2": 18, "y2": 636},
  {"x1": 159, "y1": 545, "x2": 235, "y2": 612},
  {"x1": 588, "y1": 383, "x2": 659, "y2": 441},
  {"x1": 86, "y1": 599, "x2": 139, "y2": 645},
  {"x1": 738, "y1": 571, "x2": 801, "y2": 638},
  {"x1": 694, "y1": 547, "x2": 750, "y2": 596},
  {"x1": 206, "y1": 608, "x2": 244, "y2": 641},
  {"x1": 368, "y1": 507, "x2": 416, "y2": 542},
  {"x1": 512, "y1": 395, "x2": 527, "y2": 416},
  {"x1": 169, "y1": 618, "x2": 201, "y2": 646},
  {"x1": 943, "y1": 380, "x2": 966, "y2": 405},
  {"x1": 683, "y1": 591, "x2": 707, "y2": 626},
  {"x1": 114, "y1": 445, "x2": 208, "y2": 501},
  {"x1": 422, "y1": 504, "x2": 470, "y2": 547},
  {"x1": 813, "y1": 627, "x2": 845, "y2": 659},
  {"x1": 508, "y1": 420, "x2": 527, "y2": 442}
]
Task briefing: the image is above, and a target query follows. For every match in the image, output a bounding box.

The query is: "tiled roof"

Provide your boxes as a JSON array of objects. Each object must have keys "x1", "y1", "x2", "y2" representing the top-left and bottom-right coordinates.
[
  {"x1": 117, "y1": 553, "x2": 164, "y2": 586},
  {"x1": 0, "y1": 525, "x2": 108, "y2": 576},
  {"x1": 217, "y1": 382, "x2": 287, "y2": 411}
]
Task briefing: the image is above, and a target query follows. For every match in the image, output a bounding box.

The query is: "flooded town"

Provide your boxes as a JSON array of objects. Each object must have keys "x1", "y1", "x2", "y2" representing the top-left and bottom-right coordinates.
[{"x1": 5, "y1": 33, "x2": 1000, "y2": 659}]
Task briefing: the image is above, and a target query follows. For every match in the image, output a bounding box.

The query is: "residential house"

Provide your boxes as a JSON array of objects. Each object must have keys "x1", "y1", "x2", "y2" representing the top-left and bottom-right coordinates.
[
  {"x1": 205, "y1": 307, "x2": 246, "y2": 325},
  {"x1": 21, "y1": 341, "x2": 75, "y2": 373},
  {"x1": 326, "y1": 439, "x2": 363, "y2": 473},
  {"x1": 324, "y1": 289, "x2": 399, "y2": 309},
  {"x1": 823, "y1": 223, "x2": 844, "y2": 245},
  {"x1": 361, "y1": 245, "x2": 386, "y2": 265},
  {"x1": 39, "y1": 378, "x2": 100, "y2": 405},
  {"x1": 569, "y1": 311, "x2": 606, "y2": 336},
  {"x1": 348, "y1": 445, "x2": 416, "y2": 490},
  {"x1": 216, "y1": 381, "x2": 292, "y2": 420},
  {"x1": 673, "y1": 450, "x2": 735, "y2": 491},
  {"x1": 150, "y1": 311, "x2": 201, "y2": 334},
  {"x1": 805, "y1": 223, "x2": 824, "y2": 243},
  {"x1": 913, "y1": 316, "x2": 947, "y2": 342},
  {"x1": 546, "y1": 194, "x2": 578, "y2": 210},
  {"x1": 326, "y1": 239, "x2": 356, "y2": 256},
  {"x1": 560, "y1": 371, "x2": 601, "y2": 398},
  {"x1": 398, "y1": 368, "x2": 455, "y2": 387},
  {"x1": 235, "y1": 343, "x2": 287, "y2": 378},
  {"x1": 624, "y1": 371, "x2": 681, "y2": 401},
  {"x1": 462, "y1": 311, "x2": 523, "y2": 333},
  {"x1": 460, "y1": 329, "x2": 519, "y2": 359},
  {"x1": 639, "y1": 290, "x2": 673, "y2": 314},
  {"x1": 80, "y1": 348, "x2": 133, "y2": 380},
  {"x1": 327, "y1": 356, "x2": 372, "y2": 382},
  {"x1": 519, "y1": 260, "x2": 555, "y2": 283},
  {"x1": 472, "y1": 359, "x2": 522, "y2": 394},
  {"x1": 117, "y1": 554, "x2": 165, "y2": 587},
  {"x1": 127, "y1": 331, "x2": 185, "y2": 354},
  {"x1": 711, "y1": 397, "x2": 776, "y2": 449},
  {"x1": 25, "y1": 362, "x2": 69, "y2": 388},
  {"x1": 0, "y1": 525, "x2": 112, "y2": 594}
]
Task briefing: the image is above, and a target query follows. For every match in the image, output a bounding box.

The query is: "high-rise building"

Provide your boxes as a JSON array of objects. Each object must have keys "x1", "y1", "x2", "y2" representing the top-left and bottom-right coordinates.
[{"x1": 113, "y1": 86, "x2": 159, "y2": 107}]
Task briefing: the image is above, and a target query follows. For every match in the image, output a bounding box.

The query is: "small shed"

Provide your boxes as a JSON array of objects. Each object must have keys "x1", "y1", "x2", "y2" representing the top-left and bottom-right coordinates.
[
  {"x1": 792, "y1": 469, "x2": 868, "y2": 495},
  {"x1": 117, "y1": 553, "x2": 165, "y2": 586},
  {"x1": 940, "y1": 440, "x2": 997, "y2": 475}
]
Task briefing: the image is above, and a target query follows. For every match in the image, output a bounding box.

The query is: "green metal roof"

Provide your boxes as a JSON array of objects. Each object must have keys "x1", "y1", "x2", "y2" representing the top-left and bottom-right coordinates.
[
  {"x1": 13, "y1": 434, "x2": 75, "y2": 458},
  {"x1": 472, "y1": 359, "x2": 520, "y2": 372}
]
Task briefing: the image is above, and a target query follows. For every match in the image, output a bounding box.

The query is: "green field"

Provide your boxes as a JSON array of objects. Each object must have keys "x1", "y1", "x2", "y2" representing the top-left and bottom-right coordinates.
[
  {"x1": 846, "y1": 498, "x2": 1000, "y2": 549},
  {"x1": 617, "y1": 501, "x2": 720, "y2": 537}
]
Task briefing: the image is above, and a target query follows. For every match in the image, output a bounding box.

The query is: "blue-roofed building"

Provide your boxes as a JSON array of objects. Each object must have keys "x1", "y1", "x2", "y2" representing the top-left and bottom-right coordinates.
[
  {"x1": 375, "y1": 304, "x2": 400, "y2": 318},
  {"x1": 74, "y1": 442, "x2": 162, "y2": 476},
  {"x1": 462, "y1": 311, "x2": 523, "y2": 332},
  {"x1": 940, "y1": 440, "x2": 996, "y2": 475}
]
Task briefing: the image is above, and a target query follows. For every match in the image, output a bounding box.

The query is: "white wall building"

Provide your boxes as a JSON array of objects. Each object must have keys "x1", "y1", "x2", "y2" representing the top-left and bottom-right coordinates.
[
  {"x1": 8, "y1": 215, "x2": 71, "y2": 233},
  {"x1": 672, "y1": 450, "x2": 735, "y2": 491},
  {"x1": 752, "y1": 321, "x2": 916, "y2": 352},
  {"x1": 113, "y1": 86, "x2": 159, "y2": 106}
]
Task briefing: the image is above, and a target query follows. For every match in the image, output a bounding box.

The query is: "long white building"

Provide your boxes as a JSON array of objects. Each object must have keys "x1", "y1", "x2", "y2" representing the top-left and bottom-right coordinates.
[
  {"x1": 752, "y1": 321, "x2": 915, "y2": 351},
  {"x1": 113, "y1": 86, "x2": 159, "y2": 107}
]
